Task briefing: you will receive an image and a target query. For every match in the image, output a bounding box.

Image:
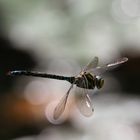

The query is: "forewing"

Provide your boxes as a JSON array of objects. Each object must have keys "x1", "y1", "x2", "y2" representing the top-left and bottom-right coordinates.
[
  {"x1": 89, "y1": 57, "x2": 128, "y2": 76},
  {"x1": 106, "y1": 57, "x2": 128, "y2": 68},
  {"x1": 83, "y1": 57, "x2": 99, "y2": 72},
  {"x1": 53, "y1": 83, "x2": 74, "y2": 120}
]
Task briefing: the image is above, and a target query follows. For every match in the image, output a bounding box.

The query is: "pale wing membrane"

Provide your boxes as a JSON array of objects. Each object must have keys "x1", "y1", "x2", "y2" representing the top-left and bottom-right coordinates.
[
  {"x1": 76, "y1": 91, "x2": 94, "y2": 117},
  {"x1": 106, "y1": 57, "x2": 128, "y2": 68},
  {"x1": 53, "y1": 83, "x2": 74, "y2": 120},
  {"x1": 83, "y1": 57, "x2": 99, "y2": 72},
  {"x1": 75, "y1": 76, "x2": 94, "y2": 117},
  {"x1": 89, "y1": 57, "x2": 128, "y2": 76}
]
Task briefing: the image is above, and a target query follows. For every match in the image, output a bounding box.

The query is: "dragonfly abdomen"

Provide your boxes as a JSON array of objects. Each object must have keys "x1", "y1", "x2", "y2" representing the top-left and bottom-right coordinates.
[{"x1": 8, "y1": 70, "x2": 75, "y2": 84}]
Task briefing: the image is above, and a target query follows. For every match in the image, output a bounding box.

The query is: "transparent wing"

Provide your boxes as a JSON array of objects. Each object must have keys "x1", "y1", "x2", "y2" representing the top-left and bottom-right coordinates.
[
  {"x1": 76, "y1": 89, "x2": 94, "y2": 117},
  {"x1": 75, "y1": 76, "x2": 94, "y2": 117},
  {"x1": 83, "y1": 57, "x2": 99, "y2": 72},
  {"x1": 53, "y1": 83, "x2": 74, "y2": 120},
  {"x1": 88, "y1": 57, "x2": 128, "y2": 76}
]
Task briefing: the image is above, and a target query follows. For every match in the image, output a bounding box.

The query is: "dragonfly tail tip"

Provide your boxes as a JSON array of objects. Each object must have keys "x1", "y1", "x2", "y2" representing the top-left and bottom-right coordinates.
[
  {"x1": 7, "y1": 71, "x2": 12, "y2": 76},
  {"x1": 6, "y1": 70, "x2": 18, "y2": 76}
]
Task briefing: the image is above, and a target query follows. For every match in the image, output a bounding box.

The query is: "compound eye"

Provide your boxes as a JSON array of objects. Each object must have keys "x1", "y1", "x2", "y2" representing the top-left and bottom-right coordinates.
[
  {"x1": 96, "y1": 78, "x2": 104, "y2": 89},
  {"x1": 100, "y1": 79, "x2": 104, "y2": 88}
]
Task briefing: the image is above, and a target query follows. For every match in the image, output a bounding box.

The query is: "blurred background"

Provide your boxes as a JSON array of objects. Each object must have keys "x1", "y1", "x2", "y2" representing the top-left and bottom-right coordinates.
[{"x1": 0, "y1": 0, "x2": 140, "y2": 140}]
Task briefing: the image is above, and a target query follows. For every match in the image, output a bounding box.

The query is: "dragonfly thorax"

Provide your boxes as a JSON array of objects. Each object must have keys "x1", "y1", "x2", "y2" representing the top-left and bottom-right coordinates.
[{"x1": 75, "y1": 73, "x2": 104, "y2": 89}]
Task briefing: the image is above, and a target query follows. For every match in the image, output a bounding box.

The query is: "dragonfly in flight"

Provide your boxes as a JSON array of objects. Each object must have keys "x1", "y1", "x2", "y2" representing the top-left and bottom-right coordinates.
[{"x1": 8, "y1": 57, "x2": 128, "y2": 119}]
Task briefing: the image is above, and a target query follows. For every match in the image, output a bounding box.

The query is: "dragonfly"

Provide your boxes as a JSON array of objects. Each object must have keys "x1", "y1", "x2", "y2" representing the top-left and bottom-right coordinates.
[{"x1": 8, "y1": 57, "x2": 128, "y2": 119}]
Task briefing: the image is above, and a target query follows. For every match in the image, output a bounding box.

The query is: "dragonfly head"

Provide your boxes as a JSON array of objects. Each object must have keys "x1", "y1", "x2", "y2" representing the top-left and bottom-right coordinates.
[{"x1": 96, "y1": 76, "x2": 104, "y2": 89}]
